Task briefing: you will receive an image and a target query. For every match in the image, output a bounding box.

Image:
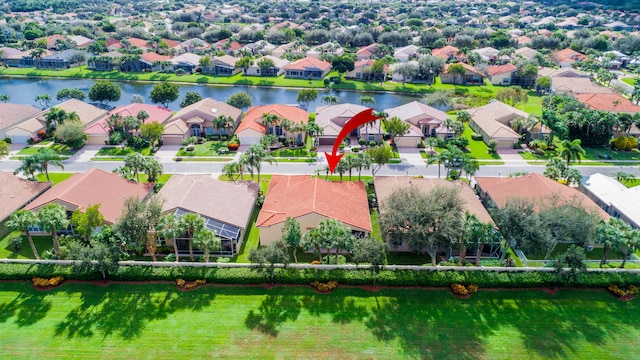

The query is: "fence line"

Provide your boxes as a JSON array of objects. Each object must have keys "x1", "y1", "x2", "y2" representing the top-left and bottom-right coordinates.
[{"x1": 2, "y1": 258, "x2": 640, "y2": 273}]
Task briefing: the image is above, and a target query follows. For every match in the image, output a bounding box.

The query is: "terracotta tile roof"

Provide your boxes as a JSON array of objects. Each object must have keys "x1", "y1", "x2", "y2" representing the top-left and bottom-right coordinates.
[
  {"x1": 575, "y1": 93, "x2": 640, "y2": 113},
  {"x1": 141, "y1": 52, "x2": 172, "y2": 63},
  {"x1": 432, "y1": 45, "x2": 460, "y2": 59},
  {"x1": 159, "y1": 175, "x2": 258, "y2": 229},
  {"x1": 26, "y1": 168, "x2": 153, "y2": 225},
  {"x1": 553, "y1": 48, "x2": 586, "y2": 63},
  {"x1": 487, "y1": 63, "x2": 517, "y2": 76},
  {"x1": 475, "y1": 173, "x2": 608, "y2": 218},
  {"x1": 0, "y1": 104, "x2": 40, "y2": 131},
  {"x1": 374, "y1": 176, "x2": 494, "y2": 224},
  {"x1": 42, "y1": 34, "x2": 66, "y2": 48},
  {"x1": 257, "y1": 175, "x2": 372, "y2": 231},
  {"x1": 551, "y1": 77, "x2": 613, "y2": 94},
  {"x1": 236, "y1": 104, "x2": 308, "y2": 134},
  {"x1": 0, "y1": 171, "x2": 50, "y2": 222},
  {"x1": 162, "y1": 38, "x2": 181, "y2": 49},
  {"x1": 127, "y1": 37, "x2": 151, "y2": 48},
  {"x1": 284, "y1": 57, "x2": 331, "y2": 71},
  {"x1": 443, "y1": 62, "x2": 484, "y2": 77}
]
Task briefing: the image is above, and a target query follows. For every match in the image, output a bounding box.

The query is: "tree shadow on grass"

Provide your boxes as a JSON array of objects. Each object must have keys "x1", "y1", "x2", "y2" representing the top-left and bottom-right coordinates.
[
  {"x1": 244, "y1": 294, "x2": 302, "y2": 337},
  {"x1": 0, "y1": 285, "x2": 52, "y2": 327},
  {"x1": 54, "y1": 284, "x2": 216, "y2": 340}
]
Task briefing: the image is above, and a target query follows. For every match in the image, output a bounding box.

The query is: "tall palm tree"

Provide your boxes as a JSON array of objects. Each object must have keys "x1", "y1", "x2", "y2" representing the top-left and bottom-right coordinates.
[
  {"x1": 455, "y1": 111, "x2": 471, "y2": 124},
  {"x1": 243, "y1": 143, "x2": 273, "y2": 183},
  {"x1": 180, "y1": 213, "x2": 205, "y2": 262},
  {"x1": 334, "y1": 158, "x2": 350, "y2": 181},
  {"x1": 321, "y1": 95, "x2": 340, "y2": 105},
  {"x1": 158, "y1": 214, "x2": 184, "y2": 261},
  {"x1": 7, "y1": 209, "x2": 40, "y2": 259},
  {"x1": 560, "y1": 139, "x2": 586, "y2": 165},
  {"x1": 13, "y1": 156, "x2": 40, "y2": 180},
  {"x1": 192, "y1": 228, "x2": 220, "y2": 262},
  {"x1": 37, "y1": 203, "x2": 69, "y2": 258},
  {"x1": 261, "y1": 113, "x2": 280, "y2": 135},
  {"x1": 136, "y1": 110, "x2": 149, "y2": 124},
  {"x1": 354, "y1": 152, "x2": 372, "y2": 181},
  {"x1": 33, "y1": 148, "x2": 64, "y2": 182}
]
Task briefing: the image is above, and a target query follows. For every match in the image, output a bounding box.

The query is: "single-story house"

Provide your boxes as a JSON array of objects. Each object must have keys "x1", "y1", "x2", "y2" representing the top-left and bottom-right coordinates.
[
  {"x1": 68, "y1": 35, "x2": 94, "y2": 48},
  {"x1": 35, "y1": 49, "x2": 88, "y2": 69},
  {"x1": 212, "y1": 39, "x2": 243, "y2": 55},
  {"x1": 245, "y1": 55, "x2": 290, "y2": 77},
  {"x1": 356, "y1": 43, "x2": 379, "y2": 61},
  {"x1": 0, "y1": 171, "x2": 51, "y2": 238},
  {"x1": 475, "y1": 173, "x2": 608, "y2": 219},
  {"x1": 0, "y1": 104, "x2": 41, "y2": 139},
  {"x1": 471, "y1": 47, "x2": 501, "y2": 63},
  {"x1": 551, "y1": 48, "x2": 587, "y2": 68},
  {"x1": 177, "y1": 38, "x2": 211, "y2": 54},
  {"x1": 6, "y1": 99, "x2": 107, "y2": 144},
  {"x1": 551, "y1": 77, "x2": 614, "y2": 95},
  {"x1": 467, "y1": 100, "x2": 527, "y2": 148},
  {"x1": 306, "y1": 42, "x2": 345, "y2": 59},
  {"x1": 486, "y1": 64, "x2": 517, "y2": 85},
  {"x1": 241, "y1": 40, "x2": 276, "y2": 56},
  {"x1": 5, "y1": 49, "x2": 52, "y2": 67},
  {"x1": 235, "y1": 104, "x2": 308, "y2": 145},
  {"x1": 171, "y1": 53, "x2": 201, "y2": 74},
  {"x1": 86, "y1": 52, "x2": 123, "y2": 71},
  {"x1": 346, "y1": 59, "x2": 388, "y2": 82},
  {"x1": 0, "y1": 47, "x2": 24, "y2": 65},
  {"x1": 85, "y1": 104, "x2": 173, "y2": 145},
  {"x1": 161, "y1": 98, "x2": 242, "y2": 145},
  {"x1": 257, "y1": 175, "x2": 372, "y2": 245},
  {"x1": 26, "y1": 168, "x2": 154, "y2": 232},
  {"x1": 202, "y1": 55, "x2": 240, "y2": 76},
  {"x1": 514, "y1": 47, "x2": 539, "y2": 61},
  {"x1": 580, "y1": 173, "x2": 640, "y2": 229},
  {"x1": 315, "y1": 103, "x2": 377, "y2": 145},
  {"x1": 440, "y1": 63, "x2": 485, "y2": 85},
  {"x1": 374, "y1": 176, "x2": 495, "y2": 252},
  {"x1": 284, "y1": 57, "x2": 331, "y2": 79},
  {"x1": 394, "y1": 45, "x2": 420, "y2": 62},
  {"x1": 538, "y1": 67, "x2": 588, "y2": 79},
  {"x1": 575, "y1": 93, "x2": 640, "y2": 114},
  {"x1": 431, "y1": 45, "x2": 462, "y2": 62},
  {"x1": 384, "y1": 101, "x2": 451, "y2": 147},
  {"x1": 158, "y1": 174, "x2": 258, "y2": 256}
]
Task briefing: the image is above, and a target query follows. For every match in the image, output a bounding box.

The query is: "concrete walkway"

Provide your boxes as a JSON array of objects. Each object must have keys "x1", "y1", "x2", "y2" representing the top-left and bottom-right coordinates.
[
  {"x1": 67, "y1": 145, "x2": 102, "y2": 162},
  {"x1": 496, "y1": 148, "x2": 528, "y2": 166},
  {"x1": 154, "y1": 145, "x2": 181, "y2": 162}
]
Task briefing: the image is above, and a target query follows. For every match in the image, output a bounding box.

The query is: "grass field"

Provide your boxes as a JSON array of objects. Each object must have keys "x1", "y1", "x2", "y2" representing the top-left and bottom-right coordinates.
[
  {"x1": 35, "y1": 172, "x2": 74, "y2": 185},
  {"x1": 0, "y1": 283, "x2": 638, "y2": 359}
]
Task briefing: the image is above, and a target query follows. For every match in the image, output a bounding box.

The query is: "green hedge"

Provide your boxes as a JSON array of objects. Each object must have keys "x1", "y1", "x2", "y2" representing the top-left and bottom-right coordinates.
[{"x1": 2, "y1": 263, "x2": 640, "y2": 288}]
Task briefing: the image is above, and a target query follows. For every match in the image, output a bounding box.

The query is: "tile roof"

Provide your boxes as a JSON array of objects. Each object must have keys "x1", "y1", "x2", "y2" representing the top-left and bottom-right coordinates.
[
  {"x1": 0, "y1": 171, "x2": 51, "y2": 222},
  {"x1": 487, "y1": 63, "x2": 517, "y2": 76},
  {"x1": 475, "y1": 173, "x2": 608, "y2": 218},
  {"x1": 374, "y1": 176, "x2": 494, "y2": 224},
  {"x1": 257, "y1": 175, "x2": 372, "y2": 231},
  {"x1": 315, "y1": 103, "x2": 369, "y2": 137},
  {"x1": 575, "y1": 93, "x2": 640, "y2": 113},
  {"x1": 171, "y1": 98, "x2": 242, "y2": 123},
  {"x1": 127, "y1": 37, "x2": 151, "y2": 48},
  {"x1": 431, "y1": 45, "x2": 460, "y2": 59},
  {"x1": 26, "y1": 168, "x2": 153, "y2": 225},
  {"x1": 141, "y1": 52, "x2": 172, "y2": 63},
  {"x1": 284, "y1": 57, "x2": 331, "y2": 71},
  {"x1": 581, "y1": 173, "x2": 640, "y2": 227},
  {"x1": 553, "y1": 48, "x2": 586, "y2": 63},
  {"x1": 86, "y1": 104, "x2": 173, "y2": 136},
  {"x1": 443, "y1": 62, "x2": 484, "y2": 77},
  {"x1": 0, "y1": 104, "x2": 40, "y2": 131},
  {"x1": 159, "y1": 175, "x2": 258, "y2": 229},
  {"x1": 551, "y1": 77, "x2": 614, "y2": 94},
  {"x1": 236, "y1": 104, "x2": 308, "y2": 134},
  {"x1": 468, "y1": 100, "x2": 525, "y2": 140}
]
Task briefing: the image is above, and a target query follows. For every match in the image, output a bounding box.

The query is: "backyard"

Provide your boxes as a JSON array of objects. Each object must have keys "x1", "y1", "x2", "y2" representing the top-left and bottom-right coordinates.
[{"x1": 0, "y1": 282, "x2": 638, "y2": 359}]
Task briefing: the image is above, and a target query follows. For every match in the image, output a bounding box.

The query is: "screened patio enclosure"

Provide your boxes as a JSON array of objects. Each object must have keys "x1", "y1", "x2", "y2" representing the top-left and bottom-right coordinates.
[{"x1": 172, "y1": 208, "x2": 243, "y2": 257}]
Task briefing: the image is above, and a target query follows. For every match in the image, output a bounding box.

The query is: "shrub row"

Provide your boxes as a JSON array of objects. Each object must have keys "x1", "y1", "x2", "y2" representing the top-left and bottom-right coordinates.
[{"x1": 1, "y1": 264, "x2": 640, "y2": 288}]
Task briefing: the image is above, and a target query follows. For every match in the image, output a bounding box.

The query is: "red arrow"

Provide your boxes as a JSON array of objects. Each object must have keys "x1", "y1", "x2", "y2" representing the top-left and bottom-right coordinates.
[{"x1": 325, "y1": 108, "x2": 382, "y2": 174}]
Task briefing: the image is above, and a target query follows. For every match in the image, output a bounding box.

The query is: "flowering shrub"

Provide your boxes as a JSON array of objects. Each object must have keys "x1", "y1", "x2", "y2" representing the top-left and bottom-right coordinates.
[
  {"x1": 176, "y1": 278, "x2": 205, "y2": 289},
  {"x1": 311, "y1": 260, "x2": 320, "y2": 265},
  {"x1": 311, "y1": 280, "x2": 338, "y2": 292},
  {"x1": 608, "y1": 285, "x2": 639, "y2": 297},
  {"x1": 176, "y1": 278, "x2": 186, "y2": 287},
  {"x1": 451, "y1": 284, "x2": 479, "y2": 296},
  {"x1": 32, "y1": 276, "x2": 65, "y2": 287},
  {"x1": 227, "y1": 142, "x2": 239, "y2": 151}
]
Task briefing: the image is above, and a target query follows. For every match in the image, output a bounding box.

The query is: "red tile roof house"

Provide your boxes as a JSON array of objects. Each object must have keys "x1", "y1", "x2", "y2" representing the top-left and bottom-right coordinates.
[
  {"x1": 25, "y1": 168, "x2": 154, "y2": 234},
  {"x1": 551, "y1": 48, "x2": 587, "y2": 68},
  {"x1": 356, "y1": 43, "x2": 380, "y2": 61},
  {"x1": 257, "y1": 175, "x2": 372, "y2": 246},
  {"x1": 383, "y1": 101, "x2": 451, "y2": 147},
  {"x1": 575, "y1": 93, "x2": 640, "y2": 136},
  {"x1": 158, "y1": 174, "x2": 258, "y2": 257},
  {"x1": 85, "y1": 104, "x2": 173, "y2": 145},
  {"x1": 486, "y1": 63, "x2": 517, "y2": 85},
  {"x1": 0, "y1": 171, "x2": 51, "y2": 238},
  {"x1": 284, "y1": 57, "x2": 331, "y2": 79},
  {"x1": 431, "y1": 45, "x2": 463, "y2": 61},
  {"x1": 161, "y1": 98, "x2": 242, "y2": 145},
  {"x1": 140, "y1": 52, "x2": 173, "y2": 72},
  {"x1": 374, "y1": 176, "x2": 496, "y2": 255},
  {"x1": 235, "y1": 104, "x2": 309, "y2": 145},
  {"x1": 440, "y1": 63, "x2": 485, "y2": 85}
]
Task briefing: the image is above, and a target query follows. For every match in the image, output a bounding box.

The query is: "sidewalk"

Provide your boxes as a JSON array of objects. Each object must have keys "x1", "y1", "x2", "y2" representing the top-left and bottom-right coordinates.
[
  {"x1": 496, "y1": 148, "x2": 528, "y2": 166},
  {"x1": 66, "y1": 145, "x2": 102, "y2": 162}
]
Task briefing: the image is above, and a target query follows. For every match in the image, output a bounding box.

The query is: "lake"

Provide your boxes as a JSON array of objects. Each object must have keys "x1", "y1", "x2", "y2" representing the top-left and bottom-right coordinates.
[{"x1": 0, "y1": 77, "x2": 424, "y2": 112}]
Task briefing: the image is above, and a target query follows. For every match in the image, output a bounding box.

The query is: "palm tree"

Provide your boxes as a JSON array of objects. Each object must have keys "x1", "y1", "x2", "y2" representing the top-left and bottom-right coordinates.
[
  {"x1": 34, "y1": 94, "x2": 52, "y2": 110},
  {"x1": 559, "y1": 139, "x2": 586, "y2": 165},
  {"x1": 596, "y1": 219, "x2": 624, "y2": 268},
  {"x1": 261, "y1": 113, "x2": 280, "y2": 135},
  {"x1": 321, "y1": 95, "x2": 340, "y2": 105},
  {"x1": 0, "y1": 94, "x2": 10, "y2": 102},
  {"x1": 222, "y1": 161, "x2": 243, "y2": 182},
  {"x1": 13, "y1": 156, "x2": 40, "y2": 180},
  {"x1": 192, "y1": 228, "x2": 220, "y2": 262},
  {"x1": 37, "y1": 203, "x2": 70, "y2": 258},
  {"x1": 334, "y1": 158, "x2": 350, "y2": 181},
  {"x1": 158, "y1": 214, "x2": 184, "y2": 261},
  {"x1": 136, "y1": 110, "x2": 150, "y2": 124},
  {"x1": 33, "y1": 148, "x2": 64, "y2": 182},
  {"x1": 456, "y1": 111, "x2": 471, "y2": 124},
  {"x1": 7, "y1": 209, "x2": 40, "y2": 259},
  {"x1": 613, "y1": 171, "x2": 635, "y2": 184},
  {"x1": 243, "y1": 143, "x2": 273, "y2": 183},
  {"x1": 358, "y1": 95, "x2": 376, "y2": 108},
  {"x1": 354, "y1": 152, "x2": 372, "y2": 181},
  {"x1": 180, "y1": 213, "x2": 205, "y2": 262}
]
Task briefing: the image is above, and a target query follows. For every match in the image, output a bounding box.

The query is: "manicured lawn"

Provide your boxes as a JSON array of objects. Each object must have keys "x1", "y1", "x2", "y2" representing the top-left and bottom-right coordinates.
[
  {"x1": 518, "y1": 91, "x2": 543, "y2": 116},
  {"x1": 234, "y1": 205, "x2": 261, "y2": 263},
  {"x1": 583, "y1": 147, "x2": 640, "y2": 161},
  {"x1": 176, "y1": 141, "x2": 236, "y2": 157},
  {"x1": 625, "y1": 179, "x2": 640, "y2": 188},
  {"x1": 462, "y1": 123, "x2": 502, "y2": 160},
  {"x1": 174, "y1": 157, "x2": 233, "y2": 162},
  {"x1": 270, "y1": 147, "x2": 317, "y2": 158},
  {"x1": 622, "y1": 77, "x2": 635, "y2": 86},
  {"x1": 35, "y1": 172, "x2": 74, "y2": 185},
  {"x1": 17, "y1": 143, "x2": 75, "y2": 156},
  {"x1": 138, "y1": 173, "x2": 172, "y2": 184},
  {"x1": 0, "y1": 283, "x2": 637, "y2": 359},
  {"x1": 95, "y1": 146, "x2": 152, "y2": 157},
  {"x1": 0, "y1": 232, "x2": 53, "y2": 259}
]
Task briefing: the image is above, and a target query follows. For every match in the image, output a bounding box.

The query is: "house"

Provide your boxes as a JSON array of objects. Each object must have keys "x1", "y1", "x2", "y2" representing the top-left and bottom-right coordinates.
[
  {"x1": 0, "y1": 104, "x2": 40, "y2": 139},
  {"x1": 467, "y1": 100, "x2": 527, "y2": 148},
  {"x1": 35, "y1": 49, "x2": 87, "y2": 69},
  {"x1": 602, "y1": 50, "x2": 630, "y2": 69},
  {"x1": 86, "y1": 52, "x2": 123, "y2": 71},
  {"x1": 39, "y1": 34, "x2": 67, "y2": 51},
  {"x1": 256, "y1": 175, "x2": 372, "y2": 245},
  {"x1": 551, "y1": 48, "x2": 587, "y2": 68},
  {"x1": 241, "y1": 40, "x2": 276, "y2": 56},
  {"x1": 68, "y1": 35, "x2": 94, "y2": 48},
  {"x1": 235, "y1": 104, "x2": 308, "y2": 145},
  {"x1": 0, "y1": 171, "x2": 51, "y2": 238},
  {"x1": 440, "y1": 63, "x2": 485, "y2": 85},
  {"x1": 202, "y1": 55, "x2": 239, "y2": 76},
  {"x1": 161, "y1": 98, "x2": 242, "y2": 145},
  {"x1": 356, "y1": 43, "x2": 379, "y2": 61},
  {"x1": 538, "y1": 67, "x2": 589, "y2": 79},
  {"x1": 580, "y1": 173, "x2": 640, "y2": 229},
  {"x1": 171, "y1": 53, "x2": 201, "y2": 74},
  {"x1": 25, "y1": 168, "x2": 154, "y2": 229},
  {"x1": 471, "y1": 47, "x2": 501, "y2": 63},
  {"x1": 315, "y1": 103, "x2": 378, "y2": 145},
  {"x1": 575, "y1": 93, "x2": 640, "y2": 114},
  {"x1": 0, "y1": 47, "x2": 24, "y2": 65},
  {"x1": 374, "y1": 176, "x2": 495, "y2": 252},
  {"x1": 177, "y1": 38, "x2": 210, "y2": 54},
  {"x1": 605, "y1": 21, "x2": 633, "y2": 32},
  {"x1": 272, "y1": 42, "x2": 306, "y2": 58},
  {"x1": 126, "y1": 37, "x2": 153, "y2": 51},
  {"x1": 394, "y1": 45, "x2": 420, "y2": 62},
  {"x1": 6, "y1": 99, "x2": 107, "y2": 144},
  {"x1": 140, "y1": 52, "x2": 173, "y2": 72},
  {"x1": 212, "y1": 39, "x2": 243, "y2": 55},
  {"x1": 515, "y1": 36, "x2": 532, "y2": 45},
  {"x1": 486, "y1": 64, "x2": 517, "y2": 85},
  {"x1": 245, "y1": 55, "x2": 289, "y2": 77},
  {"x1": 384, "y1": 101, "x2": 450, "y2": 147},
  {"x1": 85, "y1": 104, "x2": 173, "y2": 145},
  {"x1": 284, "y1": 57, "x2": 331, "y2": 79},
  {"x1": 306, "y1": 42, "x2": 345, "y2": 59},
  {"x1": 551, "y1": 77, "x2": 614, "y2": 95},
  {"x1": 475, "y1": 173, "x2": 609, "y2": 218},
  {"x1": 514, "y1": 47, "x2": 540, "y2": 61},
  {"x1": 158, "y1": 174, "x2": 258, "y2": 256},
  {"x1": 345, "y1": 59, "x2": 388, "y2": 82},
  {"x1": 431, "y1": 45, "x2": 461, "y2": 61}
]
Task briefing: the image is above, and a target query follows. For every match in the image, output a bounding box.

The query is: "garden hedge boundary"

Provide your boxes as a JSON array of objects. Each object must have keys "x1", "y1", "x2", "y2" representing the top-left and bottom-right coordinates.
[{"x1": 1, "y1": 262, "x2": 640, "y2": 288}]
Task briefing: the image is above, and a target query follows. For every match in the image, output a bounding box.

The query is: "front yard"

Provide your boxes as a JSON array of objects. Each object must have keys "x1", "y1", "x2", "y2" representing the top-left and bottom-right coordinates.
[
  {"x1": 95, "y1": 146, "x2": 152, "y2": 157},
  {"x1": 16, "y1": 143, "x2": 75, "y2": 157},
  {"x1": 175, "y1": 140, "x2": 236, "y2": 157}
]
